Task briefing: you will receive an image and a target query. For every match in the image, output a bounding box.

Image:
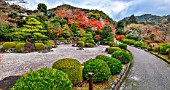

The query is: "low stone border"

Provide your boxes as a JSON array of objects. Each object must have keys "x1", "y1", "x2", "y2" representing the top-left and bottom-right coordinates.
[
  {"x1": 149, "y1": 51, "x2": 170, "y2": 64},
  {"x1": 111, "y1": 62, "x2": 130, "y2": 90}
]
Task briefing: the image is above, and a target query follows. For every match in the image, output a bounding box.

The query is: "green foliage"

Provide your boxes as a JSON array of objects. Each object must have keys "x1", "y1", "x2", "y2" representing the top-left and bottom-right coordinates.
[
  {"x1": 127, "y1": 14, "x2": 138, "y2": 25},
  {"x1": 166, "y1": 48, "x2": 170, "y2": 53},
  {"x1": 147, "y1": 47, "x2": 153, "y2": 51},
  {"x1": 2, "y1": 42, "x2": 16, "y2": 49},
  {"x1": 96, "y1": 54, "x2": 107, "y2": 60},
  {"x1": 111, "y1": 51, "x2": 131, "y2": 64},
  {"x1": 77, "y1": 41, "x2": 85, "y2": 47},
  {"x1": 60, "y1": 19, "x2": 67, "y2": 26},
  {"x1": 101, "y1": 26, "x2": 113, "y2": 43},
  {"x1": 160, "y1": 44, "x2": 170, "y2": 55},
  {"x1": 134, "y1": 41, "x2": 144, "y2": 47},
  {"x1": 121, "y1": 39, "x2": 136, "y2": 45},
  {"x1": 119, "y1": 44, "x2": 127, "y2": 50},
  {"x1": 83, "y1": 59, "x2": 111, "y2": 82},
  {"x1": 11, "y1": 68, "x2": 73, "y2": 90},
  {"x1": 52, "y1": 58, "x2": 82, "y2": 85},
  {"x1": 44, "y1": 41, "x2": 54, "y2": 49},
  {"x1": 16, "y1": 43, "x2": 25, "y2": 52},
  {"x1": 109, "y1": 42, "x2": 119, "y2": 47},
  {"x1": 0, "y1": 24, "x2": 14, "y2": 41},
  {"x1": 35, "y1": 43, "x2": 45, "y2": 51},
  {"x1": 85, "y1": 43, "x2": 95, "y2": 47},
  {"x1": 61, "y1": 24, "x2": 72, "y2": 39},
  {"x1": 71, "y1": 23, "x2": 78, "y2": 35},
  {"x1": 101, "y1": 56, "x2": 122, "y2": 74},
  {"x1": 37, "y1": 3, "x2": 47, "y2": 15},
  {"x1": 116, "y1": 20, "x2": 124, "y2": 35},
  {"x1": 126, "y1": 34, "x2": 139, "y2": 41},
  {"x1": 108, "y1": 47, "x2": 121, "y2": 54},
  {"x1": 85, "y1": 26, "x2": 92, "y2": 33},
  {"x1": 83, "y1": 32, "x2": 96, "y2": 45},
  {"x1": 153, "y1": 46, "x2": 159, "y2": 52}
]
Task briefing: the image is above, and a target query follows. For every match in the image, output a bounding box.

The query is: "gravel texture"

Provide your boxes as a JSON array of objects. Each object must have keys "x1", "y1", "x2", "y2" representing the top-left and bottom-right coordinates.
[
  {"x1": 120, "y1": 45, "x2": 170, "y2": 90},
  {"x1": 0, "y1": 44, "x2": 109, "y2": 80}
]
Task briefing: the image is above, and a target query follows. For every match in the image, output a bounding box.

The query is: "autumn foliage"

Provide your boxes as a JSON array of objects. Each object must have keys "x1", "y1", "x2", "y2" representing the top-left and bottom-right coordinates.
[{"x1": 116, "y1": 35, "x2": 126, "y2": 41}]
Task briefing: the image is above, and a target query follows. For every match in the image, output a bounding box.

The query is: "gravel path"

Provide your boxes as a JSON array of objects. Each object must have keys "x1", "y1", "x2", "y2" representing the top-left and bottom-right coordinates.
[
  {"x1": 0, "y1": 44, "x2": 109, "y2": 80},
  {"x1": 120, "y1": 45, "x2": 170, "y2": 90}
]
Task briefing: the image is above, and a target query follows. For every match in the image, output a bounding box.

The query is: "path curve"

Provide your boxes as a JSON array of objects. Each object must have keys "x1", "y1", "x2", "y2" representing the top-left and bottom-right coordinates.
[{"x1": 120, "y1": 45, "x2": 170, "y2": 90}]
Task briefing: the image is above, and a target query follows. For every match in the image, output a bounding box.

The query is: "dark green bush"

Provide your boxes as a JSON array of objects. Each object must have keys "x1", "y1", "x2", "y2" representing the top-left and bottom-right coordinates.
[
  {"x1": 147, "y1": 47, "x2": 153, "y2": 51},
  {"x1": 96, "y1": 54, "x2": 107, "y2": 60},
  {"x1": 128, "y1": 39, "x2": 136, "y2": 45},
  {"x1": 83, "y1": 59, "x2": 111, "y2": 82},
  {"x1": 16, "y1": 43, "x2": 25, "y2": 53},
  {"x1": 109, "y1": 42, "x2": 118, "y2": 47},
  {"x1": 166, "y1": 48, "x2": 170, "y2": 53},
  {"x1": 153, "y1": 46, "x2": 159, "y2": 52},
  {"x1": 85, "y1": 43, "x2": 95, "y2": 47},
  {"x1": 102, "y1": 56, "x2": 122, "y2": 74},
  {"x1": 35, "y1": 43, "x2": 45, "y2": 51},
  {"x1": 108, "y1": 47, "x2": 121, "y2": 54},
  {"x1": 52, "y1": 58, "x2": 82, "y2": 85},
  {"x1": 134, "y1": 41, "x2": 144, "y2": 47},
  {"x1": 2, "y1": 42, "x2": 16, "y2": 49},
  {"x1": 11, "y1": 68, "x2": 73, "y2": 90},
  {"x1": 160, "y1": 44, "x2": 170, "y2": 55},
  {"x1": 77, "y1": 41, "x2": 85, "y2": 47},
  {"x1": 119, "y1": 44, "x2": 127, "y2": 50},
  {"x1": 111, "y1": 51, "x2": 131, "y2": 64}
]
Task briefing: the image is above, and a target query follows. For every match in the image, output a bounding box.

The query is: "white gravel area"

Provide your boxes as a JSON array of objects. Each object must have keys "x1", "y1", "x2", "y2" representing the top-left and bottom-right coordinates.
[{"x1": 0, "y1": 44, "x2": 109, "y2": 80}]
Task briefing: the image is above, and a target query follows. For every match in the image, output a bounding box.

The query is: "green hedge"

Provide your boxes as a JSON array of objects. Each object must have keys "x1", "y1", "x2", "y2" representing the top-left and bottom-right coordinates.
[
  {"x1": 35, "y1": 43, "x2": 45, "y2": 51},
  {"x1": 2, "y1": 42, "x2": 16, "y2": 49},
  {"x1": 102, "y1": 56, "x2": 122, "y2": 74},
  {"x1": 83, "y1": 59, "x2": 111, "y2": 82},
  {"x1": 109, "y1": 42, "x2": 119, "y2": 47},
  {"x1": 134, "y1": 41, "x2": 144, "y2": 47},
  {"x1": 77, "y1": 41, "x2": 85, "y2": 47},
  {"x1": 15, "y1": 43, "x2": 25, "y2": 53},
  {"x1": 153, "y1": 46, "x2": 159, "y2": 52},
  {"x1": 44, "y1": 41, "x2": 54, "y2": 49},
  {"x1": 160, "y1": 44, "x2": 170, "y2": 55},
  {"x1": 85, "y1": 43, "x2": 95, "y2": 47},
  {"x1": 119, "y1": 44, "x2": 127, "y2": 50},
  {"x1": 108, "y1": 47, "x2": 121, "y2": 54},
  {"x1": 11, "y1": 68, "x2": 73, "y2": 90},
  {"x1": 111, "y1": 51, "x2": 131, "y2": 64},
  {"x1": 96, "y1": 54, "x2": 107, "y2": 60},
  {"x1": 52, "y1": 58, "x2": 82, "y2": 85}
]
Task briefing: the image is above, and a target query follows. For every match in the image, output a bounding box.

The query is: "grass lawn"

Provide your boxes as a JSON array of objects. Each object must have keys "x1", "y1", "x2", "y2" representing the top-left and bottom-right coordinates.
[{"x1": 152, "y1": 52, "x2": 170, "y2": 63}]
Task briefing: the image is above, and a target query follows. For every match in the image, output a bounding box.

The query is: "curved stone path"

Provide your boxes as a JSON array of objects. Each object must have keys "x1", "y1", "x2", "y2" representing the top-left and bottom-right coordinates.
[
  {"x1": 120, "y1": 45, "x2": 170, "y2": 90},
  {"x1": 0, "y1": 44, "x2": 109, "y2": 81}
]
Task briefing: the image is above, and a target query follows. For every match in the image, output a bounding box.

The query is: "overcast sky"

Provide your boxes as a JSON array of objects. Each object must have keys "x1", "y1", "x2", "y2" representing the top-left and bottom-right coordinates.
[{"x1": 15, "y1": 0, "x2": 170, "y2": 21}]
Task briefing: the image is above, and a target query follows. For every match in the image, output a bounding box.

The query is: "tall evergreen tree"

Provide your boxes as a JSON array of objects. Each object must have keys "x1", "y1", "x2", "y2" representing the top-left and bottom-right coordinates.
[{"x1": 127, "y1": 14, "x2": 138, "y2": 24}]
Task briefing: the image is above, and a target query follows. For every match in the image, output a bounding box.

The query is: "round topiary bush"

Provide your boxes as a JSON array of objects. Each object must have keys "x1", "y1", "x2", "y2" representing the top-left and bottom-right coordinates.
[
  {"x1": 44, "y1": 41, "x2": 54, "y2": 49},
  {"x1": 134, "y1": 41, "x2": 144, "y2": 47},
  {"x1": 119, "y1": 44, "x2": 127, "y2": 50},
  {"x1": 11, "y1": 68, "x2": 73, "y2": 90},
  {"x1": 102, "y1": 56, "x2": 122, "y2": 74},
  {"x1": 128, "y1": 39, "x2": 136, "y2": 45},
  {"x1": 109, "y1": 42, "x2": 119, "y2": 47},
  {"x1": 111, "y1": 51, "x2": 131, "y2": 64},
  {"x1": 83, "y1": 59, "x2": 111, "y2": 82},
  {"x1": 15, "y1": 43, "x2": 25, "y2": 53},
  {"x1": 96, "y1": 54, "x2": 107, "y2": 60},
  {"x1": 85, "y1": 43, "x2": 95, "y2": 47},
  {"x1": 160, "y1": 44, "x2": 170, "y2": 55},
  {"x1": 35, "y1": 43, "x2": 45, "y2": 51},
  {"x1": 77, "y1": 41, "x2": 85, "y2": 47},
  {"x1": 52, "y1": 58, "x2": 82, "y2": 85},
  {"x1": 153, "y1": 46, "x2": 159, "y2": 52},
  {"x1": 2, "y1": 42, "x2": 16, "y2": 49},
  {"x1": 108, "y1": 47, "x2": 121, "y2": 54}
]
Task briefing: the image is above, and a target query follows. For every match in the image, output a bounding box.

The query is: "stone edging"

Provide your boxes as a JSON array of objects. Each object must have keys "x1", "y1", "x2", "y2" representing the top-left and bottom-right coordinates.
[{"x1": 111, "y1": 62, "x2": 130, "y2": 90}]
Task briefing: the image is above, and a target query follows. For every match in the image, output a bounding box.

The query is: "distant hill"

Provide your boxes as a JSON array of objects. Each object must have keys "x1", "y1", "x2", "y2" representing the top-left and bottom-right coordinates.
[{"x1": 122, "y1": 14, "x2": 170, "y2": 25}]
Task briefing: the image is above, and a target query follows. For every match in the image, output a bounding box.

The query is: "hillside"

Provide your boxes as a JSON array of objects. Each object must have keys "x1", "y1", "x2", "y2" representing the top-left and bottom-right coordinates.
[{"x1": 123, "y1": 14, "x2": 170, "y2": 25}]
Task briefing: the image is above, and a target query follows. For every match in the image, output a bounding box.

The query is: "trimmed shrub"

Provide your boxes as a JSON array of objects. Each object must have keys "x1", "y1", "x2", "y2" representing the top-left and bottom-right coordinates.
[
  {"x1": 77, "y1": 41, "x2": 85, "y2": 47},
  {"x1": 44, "y1": 41, "x2": 54, "y2": 49},
  {"x1": 83, "y1": 59, "x2": 111, "y2": 82},
  {"x1": 166, "y1": 48, "x2": 170, "y2": 53},
  {"x1": 52, "y1": 58, "x2": 82, "y2": 85},
  {"x1": 147, "y1": 47, "x2": 153, "y2": 51},
  {"x1": 108, "y1": 47, "x2": 121, "y2": 54},
  {"x1": 128, "y1": 39, "x2": 136, "y2": 45},
  {"x1": 153, "y1": 46, "x2": 159, "y2": 52},
  {"x1": 119, "y1": 44, "x2": 127, "y2": 50},
  {"x1": 102, "y1": 56, "x2": 122, "y2": 74},
  {"x1": 141, "y1": 46, "x2": 147, "y2": 49},
  {"x1": 16, "y1": 43, "x2": 25, "y2": 53},
  {"x1": 11, "y1": 68, "x2": 73, "y2": 90},
  {"x1": 160, "y1": 44, "x2": 170, "y2": 55},
  {"x1": 134, "y1": 41, "x2": 144, "y2": 47},
  {"x1": 111, "y1": 51, "x2": 131, "y2": 64},
  {"x1": 96, "y1": 54, "x2": 107, "y2": 60},
  {"x1": 109, "y1": 42, "x2": 119, "y2": 47},
  {"x1": 2, "y1": 42, "x2": 16, "y2": 49},
  {"x1": 35, "y1": 43, "x2": 45, "y2": 51},
  {"x1": 85, "y1": 43, "x2": 94, "y2": 47}
]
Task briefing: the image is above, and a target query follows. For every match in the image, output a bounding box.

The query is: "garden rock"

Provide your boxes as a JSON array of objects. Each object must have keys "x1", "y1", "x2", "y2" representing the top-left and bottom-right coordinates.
[{"x1": 22, "y1": 42, "x2": 35, "y2": 53}]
